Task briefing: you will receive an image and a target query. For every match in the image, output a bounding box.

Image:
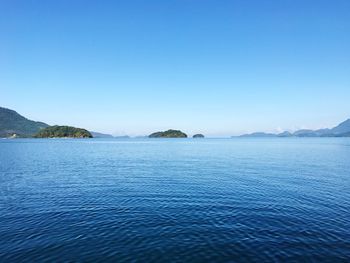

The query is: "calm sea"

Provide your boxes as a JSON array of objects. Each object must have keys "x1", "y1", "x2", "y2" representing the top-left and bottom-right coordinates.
[{"x1": 0, "y1": 138, "x2": 349, "y2": 262}]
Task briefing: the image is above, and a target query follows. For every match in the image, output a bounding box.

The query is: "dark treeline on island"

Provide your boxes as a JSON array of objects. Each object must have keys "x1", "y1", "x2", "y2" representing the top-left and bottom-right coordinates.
[
  {"x1": 149, "y1": 129, "x2": 187, "y2": 138},
  {"x1": 34, "y1": 126, "x2": 93, "y2": 138},
  {"x1": 193, "y1": 134, "x2": 205, "y2": 138},
  {"x1": 90, "y1": 131, "x2": 114, "y2": 138}
]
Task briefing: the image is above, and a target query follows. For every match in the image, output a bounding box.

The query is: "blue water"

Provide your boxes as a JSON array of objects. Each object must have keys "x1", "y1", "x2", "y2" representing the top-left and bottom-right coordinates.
[{"x1": 0, "y1": 138, "x2": 349, "y2": 262}]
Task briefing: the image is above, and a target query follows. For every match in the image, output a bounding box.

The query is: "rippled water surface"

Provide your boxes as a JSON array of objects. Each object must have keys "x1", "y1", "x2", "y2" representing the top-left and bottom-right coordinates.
[{"x1": 1, "y1": 138, "x2": 350, "y2": 262}]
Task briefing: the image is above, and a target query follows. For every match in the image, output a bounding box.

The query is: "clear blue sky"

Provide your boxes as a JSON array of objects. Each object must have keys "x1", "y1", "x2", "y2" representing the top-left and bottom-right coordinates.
[{"x1": 1, "y1": 0, "x2": 349, "y2": 136}]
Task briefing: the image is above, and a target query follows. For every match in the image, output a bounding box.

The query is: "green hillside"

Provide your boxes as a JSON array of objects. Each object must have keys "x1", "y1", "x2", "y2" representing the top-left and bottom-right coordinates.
[{"x1": 0, "y1": 107, "x2": 49, "y2": 137}]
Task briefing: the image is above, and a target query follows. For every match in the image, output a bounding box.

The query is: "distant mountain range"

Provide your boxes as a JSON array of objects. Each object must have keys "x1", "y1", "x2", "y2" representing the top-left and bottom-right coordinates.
[
  {"x1": 238, "y1": 119, "x2": 350, "y2": 138},
  {"x1": 90, "y1": 131, "x2": 114, "y2": 138}
]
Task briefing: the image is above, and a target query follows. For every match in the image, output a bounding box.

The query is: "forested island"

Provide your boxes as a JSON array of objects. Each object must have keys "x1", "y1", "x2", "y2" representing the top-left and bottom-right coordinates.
[
  {"x1": 34, "y1": 126, "x2": 93, "y2": 138},
  {"x1": 193, "y1": 134, "x2": 205, "y2": 138},
  {"x1": 149, "y1": 129, "x2": 187, "y2": 138}
]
